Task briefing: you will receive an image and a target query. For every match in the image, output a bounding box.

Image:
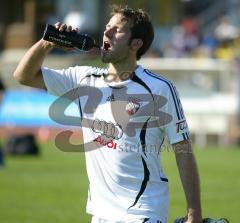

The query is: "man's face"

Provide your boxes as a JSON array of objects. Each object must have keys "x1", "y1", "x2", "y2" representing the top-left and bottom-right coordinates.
[{"x1": 101, "y1": 13, "x2": 133, "y2": 64}]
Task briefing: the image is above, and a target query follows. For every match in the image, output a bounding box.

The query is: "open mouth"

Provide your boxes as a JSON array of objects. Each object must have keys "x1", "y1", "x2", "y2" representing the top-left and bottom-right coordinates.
[{"x1": 103, "y1": 41, "x2": 111, "y2": 51}]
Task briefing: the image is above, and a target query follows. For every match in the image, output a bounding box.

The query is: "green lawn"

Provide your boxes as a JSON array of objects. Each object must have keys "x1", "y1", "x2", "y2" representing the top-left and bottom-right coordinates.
[{"x1": 0, "y1": 142, "x2": 239, "y2": 223}]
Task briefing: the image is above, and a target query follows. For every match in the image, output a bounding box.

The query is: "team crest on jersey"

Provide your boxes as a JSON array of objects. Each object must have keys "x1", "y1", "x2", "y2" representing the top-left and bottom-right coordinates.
[{"x1": 126, "y1": 98, "x2": 141, "y2": 115}]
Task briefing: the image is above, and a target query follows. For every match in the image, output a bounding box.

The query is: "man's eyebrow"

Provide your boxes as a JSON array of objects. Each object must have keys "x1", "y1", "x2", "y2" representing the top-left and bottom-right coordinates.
[{"x1": 120, "y1": 16, "x2": 128, "y2": 22}]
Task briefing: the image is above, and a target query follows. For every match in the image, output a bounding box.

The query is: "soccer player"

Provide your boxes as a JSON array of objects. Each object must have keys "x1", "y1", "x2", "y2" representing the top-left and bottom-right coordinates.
[{"x1": 14, "y1": 6, "x2": 202, "y2": 223}]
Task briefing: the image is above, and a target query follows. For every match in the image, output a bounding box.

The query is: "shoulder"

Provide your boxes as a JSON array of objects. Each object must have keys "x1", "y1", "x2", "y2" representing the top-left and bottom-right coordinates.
[
  {"x1": 139, "y1": 67, "x2": 176, "y2": 93},
  {"x1": 61, "y1": 66, "x2": 107, "y2": 84},
  {"x1": 72, "y1": 66, "x2": 107, "y2": 78}
]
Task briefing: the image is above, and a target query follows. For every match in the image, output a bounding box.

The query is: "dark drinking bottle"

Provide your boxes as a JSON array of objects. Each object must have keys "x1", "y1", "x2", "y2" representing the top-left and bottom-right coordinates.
[{"x1": 42, "y1": 24, "x2": 100, "y2": 51}]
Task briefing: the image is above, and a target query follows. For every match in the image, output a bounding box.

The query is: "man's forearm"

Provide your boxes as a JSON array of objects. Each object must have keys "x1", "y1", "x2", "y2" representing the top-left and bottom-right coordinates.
[
  {"x1": 174, "y1": 140, "x2": 202, "y2": 222},
  {"x1": 14, "y1": 39, "x2": 53, "y2": 89}
]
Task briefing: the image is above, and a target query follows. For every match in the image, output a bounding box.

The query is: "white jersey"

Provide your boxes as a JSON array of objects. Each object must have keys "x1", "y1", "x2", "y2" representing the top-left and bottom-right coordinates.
[{"x1": 42, "y1": 65, "x2": 190, "y2": 223}]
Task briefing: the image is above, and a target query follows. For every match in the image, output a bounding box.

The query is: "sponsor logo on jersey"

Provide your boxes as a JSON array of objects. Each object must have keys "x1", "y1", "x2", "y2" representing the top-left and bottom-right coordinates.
[
  {"x1": 176, "y1": 119, "x2": 188, "y2": 133},
  {"x1": 93, "y1": 135, "x2": 117, "y2": 149},
  {"x1": 91, "y1": 119, "x2": 123, "y2": 139},
  {"x1": 126, "y1": 98, "x2": 141, "y2": 115}
]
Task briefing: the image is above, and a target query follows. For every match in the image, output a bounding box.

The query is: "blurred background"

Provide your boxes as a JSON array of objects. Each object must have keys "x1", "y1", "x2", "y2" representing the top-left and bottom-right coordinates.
[{"x1": 0, "y1": 0, "x2": 240, "y2": 223}]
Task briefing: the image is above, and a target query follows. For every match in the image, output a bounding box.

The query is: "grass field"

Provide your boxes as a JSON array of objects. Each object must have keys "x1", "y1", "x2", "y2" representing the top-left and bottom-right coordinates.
[{"x1": 0, "y1": 141, "x2": 239, "y2": 223}]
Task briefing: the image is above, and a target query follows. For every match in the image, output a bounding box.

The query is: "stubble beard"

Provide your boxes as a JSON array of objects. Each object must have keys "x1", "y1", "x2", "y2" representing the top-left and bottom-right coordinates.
[
  {"x1": 101, "y1": 52, "x2": 111, "y2": 63},
  {"x1": 101, "y1": 48, "x2": 130, "y2": 64}
]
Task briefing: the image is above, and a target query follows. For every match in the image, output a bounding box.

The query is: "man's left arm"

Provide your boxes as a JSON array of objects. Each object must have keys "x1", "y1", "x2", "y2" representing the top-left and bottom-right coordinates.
[{"x1": 173, "y1": 139, "x2": 202, "y2": 223}]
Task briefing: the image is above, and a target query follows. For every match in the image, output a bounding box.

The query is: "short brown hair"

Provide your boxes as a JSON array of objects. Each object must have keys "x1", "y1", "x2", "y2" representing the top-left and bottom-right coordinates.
[{"x1": 111, "y1": 5, "x2": 154, "y2": 60}]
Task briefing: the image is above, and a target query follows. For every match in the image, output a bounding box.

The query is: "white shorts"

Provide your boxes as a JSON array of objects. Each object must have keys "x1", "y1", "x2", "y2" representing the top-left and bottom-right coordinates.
[{"x1": 91, "y1": 216, "x2": 163, "y2": 223}]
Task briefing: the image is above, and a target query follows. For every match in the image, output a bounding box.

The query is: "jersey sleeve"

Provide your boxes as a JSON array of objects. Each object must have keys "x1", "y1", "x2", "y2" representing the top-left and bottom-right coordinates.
[
  {"x1": 158, "y1": 83, "x2": 190, "y2": 144},
  {"x1": 41, "y1": 66, "x2": 91, "y2": 96}
]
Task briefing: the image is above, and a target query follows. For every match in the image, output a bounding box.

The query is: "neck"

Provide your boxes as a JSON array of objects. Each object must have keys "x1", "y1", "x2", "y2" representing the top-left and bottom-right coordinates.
[{"x1": 108, "y1": 59, "x2": 137, "y2": 82}]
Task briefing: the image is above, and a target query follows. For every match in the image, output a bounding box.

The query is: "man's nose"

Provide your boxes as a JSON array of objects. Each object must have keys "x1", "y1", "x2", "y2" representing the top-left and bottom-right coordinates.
[{"x1": 104, "y1": 27, "x2": 114, "y2": 38}]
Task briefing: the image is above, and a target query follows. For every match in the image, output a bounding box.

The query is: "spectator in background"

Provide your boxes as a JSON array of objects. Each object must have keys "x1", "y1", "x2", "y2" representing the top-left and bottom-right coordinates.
[
  {"x1": 200, "y1": 35, "x2": 218, "y2": 58},
  {"x1": 168, "y1": 25, "x2": 186, "y2": 57},
  {"x1": 214, "y1": 16, "x2": 239, "y2": 60},
  {"x1": 214, "y1": 16, "x2": 239, "y2": 44},
  {"x1": 181, "y1": 16, "x2": 198, "y2": 37},
  {"x1": 181, "y1": 16, "x2": 200, "y2": 54},
  {"x1": 167, "y1": 16, "x2": 200, "y2": 58}
]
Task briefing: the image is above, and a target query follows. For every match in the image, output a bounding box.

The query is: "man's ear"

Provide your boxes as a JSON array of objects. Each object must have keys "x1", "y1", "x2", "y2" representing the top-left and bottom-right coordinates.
[{"x1": 131, "y1": 39, "x2": 143, "y2": 51}]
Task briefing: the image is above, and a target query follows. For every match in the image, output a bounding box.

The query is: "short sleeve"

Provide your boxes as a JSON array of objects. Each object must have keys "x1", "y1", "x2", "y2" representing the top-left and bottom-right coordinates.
[
  {"x1": 159, "y1": 83, "x2": 190, "y2": 144},
  {"x1": 42, "y1": 66, "x2": 91, "y2": 96}
]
